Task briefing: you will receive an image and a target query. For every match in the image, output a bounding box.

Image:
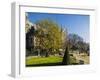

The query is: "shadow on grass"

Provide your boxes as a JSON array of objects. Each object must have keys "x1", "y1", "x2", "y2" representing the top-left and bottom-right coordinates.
[
  {"x1": 26, "y1": 62, "x2": 80, "y2": 67},
  {"x1": 26, "y1": 62, "x2": 64, "y2": 67}
]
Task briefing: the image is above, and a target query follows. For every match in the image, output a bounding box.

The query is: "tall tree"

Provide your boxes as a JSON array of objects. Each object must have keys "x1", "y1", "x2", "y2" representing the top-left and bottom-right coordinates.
[{"x1": 35, "y1": 19, "x2": 63, "y2": 56}]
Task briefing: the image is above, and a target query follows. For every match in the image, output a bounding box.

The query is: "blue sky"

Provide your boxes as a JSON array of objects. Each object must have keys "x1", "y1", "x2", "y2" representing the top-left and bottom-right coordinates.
[{"x1": 26, "y1": 12, "x2": 90, "y2": 43}]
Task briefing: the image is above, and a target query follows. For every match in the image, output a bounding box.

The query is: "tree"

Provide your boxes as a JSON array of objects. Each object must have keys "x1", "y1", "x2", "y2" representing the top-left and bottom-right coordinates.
[
  {"x1": 76, "y1": 41, "x2": 84, "y2": 54},
  {"x1": 68, "y1": 34, "x2": 83, "y2": 51},
  {"x1": 68, "y1": 33, "x2": 89, "y2": 55},
  {"x1": 62, "y1": 46, "x2": 70, "y2": 65},
  {"x1": 35, "y1": 19, "x2": 63, "y2": 56},
  {"x1": 77, "y1": 41, "x2": 89, "y2": 54}
]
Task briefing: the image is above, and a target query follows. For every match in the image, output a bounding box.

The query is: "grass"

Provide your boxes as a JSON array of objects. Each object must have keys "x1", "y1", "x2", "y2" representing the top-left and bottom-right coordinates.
[
  {"x1": 26, "y1": 55, "x2": 79, "y2": 67},
  {"x1": 26, "y1": 56, "x2": 63, "y2": 66}
]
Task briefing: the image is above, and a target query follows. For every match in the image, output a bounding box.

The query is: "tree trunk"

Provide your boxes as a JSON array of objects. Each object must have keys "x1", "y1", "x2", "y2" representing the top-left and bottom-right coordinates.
[{"x1": 62, "y1": 46, "x2": 70, "y2": 65}]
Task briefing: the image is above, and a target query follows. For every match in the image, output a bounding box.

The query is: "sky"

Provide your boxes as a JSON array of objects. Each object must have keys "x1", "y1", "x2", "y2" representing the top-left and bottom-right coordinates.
[{"x1": 26, "y1": 12, "x2": 90, "y2": 43}]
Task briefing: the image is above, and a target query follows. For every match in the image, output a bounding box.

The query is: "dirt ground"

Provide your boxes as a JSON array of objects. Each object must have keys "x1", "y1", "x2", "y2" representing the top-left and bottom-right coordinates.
[{"x1": 71, "y1": 53, "x2": 89, "y2": 64}]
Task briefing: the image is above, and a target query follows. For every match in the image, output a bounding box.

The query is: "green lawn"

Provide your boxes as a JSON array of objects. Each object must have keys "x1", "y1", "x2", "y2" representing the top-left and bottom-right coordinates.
[
  {"x1": 26, "y1": 56, "x2": 63, "y2": 66},
  {"x1": 26, "y1": 55, "x2": 78, "y2": 67}
]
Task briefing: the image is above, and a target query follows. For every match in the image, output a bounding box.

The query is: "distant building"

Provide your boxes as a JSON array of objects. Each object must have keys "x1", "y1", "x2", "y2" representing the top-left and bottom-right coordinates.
[
  {"x1": 61, "y1": 27, "x2": 68, "y2": 49},
  {"x1": 25, "y1": 13, "x2": 38, "y2": 55}
]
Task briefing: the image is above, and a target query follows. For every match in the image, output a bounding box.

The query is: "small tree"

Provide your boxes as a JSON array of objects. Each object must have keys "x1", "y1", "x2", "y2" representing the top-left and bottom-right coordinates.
[{"x1": 62, "y1": 46, "x2": 70, "y2": 65}]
